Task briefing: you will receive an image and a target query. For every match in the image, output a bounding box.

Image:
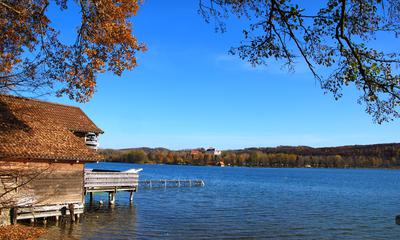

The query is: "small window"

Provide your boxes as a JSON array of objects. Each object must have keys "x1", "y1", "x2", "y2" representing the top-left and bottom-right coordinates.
[{"x1": 85, "y1": 132, "x2": 99, "y2": 149}]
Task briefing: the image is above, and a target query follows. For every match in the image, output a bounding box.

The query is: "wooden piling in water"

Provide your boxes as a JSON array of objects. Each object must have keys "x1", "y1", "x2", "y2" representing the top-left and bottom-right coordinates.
[
  {"x1": 109, "y1": 192, "x2": 116, "y2": 205},
  {"x1": 396, "y1": 215, "x2": 400, "y2": 225},
  {"x1": 129, "y1": 191, "x2": 134, "y2": 202},
  {"x1": 68, "y1": 204, "x2": 75, "y2": 222}
]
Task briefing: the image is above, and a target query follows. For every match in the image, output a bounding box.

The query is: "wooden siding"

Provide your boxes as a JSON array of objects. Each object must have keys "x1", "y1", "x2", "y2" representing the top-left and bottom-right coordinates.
[{"x1": 0, "y1": 160, "x2": 84, "y2": 207}]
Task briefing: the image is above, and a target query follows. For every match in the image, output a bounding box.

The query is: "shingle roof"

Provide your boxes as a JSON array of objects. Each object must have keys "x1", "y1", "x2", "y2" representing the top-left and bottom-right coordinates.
[
  {"x1": 0, "y1": 95, "x2": 103, "y2": 134},
  {"x1": 0, "y1": 94, "x2": 104, "y2": 162}
]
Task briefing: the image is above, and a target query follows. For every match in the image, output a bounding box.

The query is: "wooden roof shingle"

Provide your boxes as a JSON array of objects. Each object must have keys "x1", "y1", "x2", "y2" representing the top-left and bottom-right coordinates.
[{"x1": 0, "y1": 94, "x2": 104, "y2": 162}]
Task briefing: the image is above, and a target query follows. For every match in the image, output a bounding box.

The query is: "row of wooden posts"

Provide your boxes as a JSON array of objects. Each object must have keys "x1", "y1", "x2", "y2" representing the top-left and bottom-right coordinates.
[
  {"x1": 11, "y1": 203, "x2": 82, "y2": 225},
  {"x1": 88, "y1": 190, "x2": 135, "y2": 205},
  {"x1": 86, "y1": 179, "x2": 205, "y2": 206},
  {"x1": 139, "y1": 179, "x2": 205, "y2": 189}
]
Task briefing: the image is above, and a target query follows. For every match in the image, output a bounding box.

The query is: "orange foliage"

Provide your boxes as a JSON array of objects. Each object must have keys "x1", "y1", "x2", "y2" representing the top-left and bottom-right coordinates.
[
  {"x1": 0, "y1": 224, "x2": 46, "y2": 240},
  {"x1": 0, "y1": 0, "x2": 146, "y2": 102}
]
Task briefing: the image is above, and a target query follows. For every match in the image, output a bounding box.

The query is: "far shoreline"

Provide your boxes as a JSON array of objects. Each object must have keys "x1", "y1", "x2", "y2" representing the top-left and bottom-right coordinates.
[
  {"x1": 93, "y1": 161, "x2": 400, "y2": 171},
  {"x1": 100, "y1": 143, "x2": 400, "y2": 169}
]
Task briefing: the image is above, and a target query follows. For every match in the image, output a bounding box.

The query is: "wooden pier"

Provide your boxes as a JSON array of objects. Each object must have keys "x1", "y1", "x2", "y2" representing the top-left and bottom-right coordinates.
[
  {"x1": 139, "y1": 179, "x2": 205, "y2": 189},
  {"x1": 84, "y1": 169, "x2": 141, "y2": 204},
  {"x1": 13, "y1": 169, "x2": 204, "y2": 223},
  {"x1": 84, "y1": 169, "x2": 205, "y2": 204}
]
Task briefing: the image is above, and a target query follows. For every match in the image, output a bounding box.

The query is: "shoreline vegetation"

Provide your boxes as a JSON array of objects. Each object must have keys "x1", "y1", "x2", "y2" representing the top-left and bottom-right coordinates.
[{"x1": 101, "y1": 143, "x2": 400, "y2": 169}]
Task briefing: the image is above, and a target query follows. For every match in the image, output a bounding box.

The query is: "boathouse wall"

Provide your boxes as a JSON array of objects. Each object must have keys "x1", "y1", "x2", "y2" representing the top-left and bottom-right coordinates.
[
  {"x1": 0, "y1": 160, "x2": 84, "y2": 206},
  {"x1": 0, "y1": 94, "x2": 104, "y2": 225}
]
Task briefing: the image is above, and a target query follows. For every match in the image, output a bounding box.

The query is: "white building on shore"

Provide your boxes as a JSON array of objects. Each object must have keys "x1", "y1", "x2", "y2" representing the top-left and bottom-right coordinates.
[{"x1": 205, "y1": 147, "x2": 222, "y2": 156}]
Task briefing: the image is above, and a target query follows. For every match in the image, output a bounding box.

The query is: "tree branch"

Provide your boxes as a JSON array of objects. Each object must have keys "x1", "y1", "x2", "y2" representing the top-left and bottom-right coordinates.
[{"x1": 0, "y1": 1, "x2": 21, "y2": 14}]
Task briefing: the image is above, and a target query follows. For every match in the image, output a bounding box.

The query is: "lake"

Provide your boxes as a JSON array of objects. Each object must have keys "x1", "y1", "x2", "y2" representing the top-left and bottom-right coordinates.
[{"x1": 39, "y1": 163, "x2": 400, "y2": 239}]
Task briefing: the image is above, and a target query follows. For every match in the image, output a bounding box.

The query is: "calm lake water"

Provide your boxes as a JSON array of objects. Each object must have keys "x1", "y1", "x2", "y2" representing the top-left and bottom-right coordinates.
[{"x1": 39, "y1": 163, "x2": 400, "y2": 239}]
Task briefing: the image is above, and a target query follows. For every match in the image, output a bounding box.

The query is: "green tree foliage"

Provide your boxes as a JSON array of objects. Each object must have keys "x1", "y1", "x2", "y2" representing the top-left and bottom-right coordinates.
[
  {"x1": 199, "y1": 0, "x2": 400, "y2": 123},
  {"x1": 117, "y1": 149, "x2": 149, "y2": 163}
]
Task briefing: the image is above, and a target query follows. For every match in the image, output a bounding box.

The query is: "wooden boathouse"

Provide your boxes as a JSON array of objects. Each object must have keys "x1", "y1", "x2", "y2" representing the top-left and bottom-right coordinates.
[{"x1": 0, "y1": 94, "x2": 105, "y2": 225}]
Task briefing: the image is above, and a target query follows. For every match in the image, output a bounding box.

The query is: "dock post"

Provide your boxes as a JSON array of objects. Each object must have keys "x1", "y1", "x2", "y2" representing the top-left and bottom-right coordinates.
[
  {"x1": 10, "y1": 207, "x2": 17, "y2": 225},
  {"x1": 68, "y1": 203, "x2": 75, "y2": 222},
  {"x1": 61, "y1": 206, "x2": 67, "y2": 222},
  {"x1": 109, "y1": 192, "x2": 116, "y2": 205},
  {"x1": 30, "y1": 218, "x2": 34, "y2": 224},
  {"x1": 129, "y1": 191, "x2": 134, "y2": 203},
  {"x1": 396, "y1": 215, "x2": 400, "y2": 225},
  {"x1": 43, "y1": 218, "x2": 47, "y2": 225},
  {"x1": 55, "y1": 215, "x2": 60, "y2": 226},
  {"x1": 89, "y1": 192, "x2": 93, "y2": 203}
]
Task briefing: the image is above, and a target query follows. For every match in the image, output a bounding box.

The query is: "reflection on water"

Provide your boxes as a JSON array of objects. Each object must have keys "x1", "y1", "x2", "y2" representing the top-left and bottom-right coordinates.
[
  {"x1": 39, "y1": 200, "x2": 136, "y2": 240},
  {"x1": 37, "y1": 163, "x2": 400, "y2": 239}
]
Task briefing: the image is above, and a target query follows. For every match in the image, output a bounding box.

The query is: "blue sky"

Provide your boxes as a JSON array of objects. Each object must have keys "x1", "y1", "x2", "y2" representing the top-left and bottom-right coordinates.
[{"x1": 43, "y1": 1, "x2": 400, "y2": 150}]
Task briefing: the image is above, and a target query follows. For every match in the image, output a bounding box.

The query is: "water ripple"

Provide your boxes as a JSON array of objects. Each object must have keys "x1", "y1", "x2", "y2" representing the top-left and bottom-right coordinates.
[{"x1": 39, "y1": 164, "x2": 400, "y2": 239}]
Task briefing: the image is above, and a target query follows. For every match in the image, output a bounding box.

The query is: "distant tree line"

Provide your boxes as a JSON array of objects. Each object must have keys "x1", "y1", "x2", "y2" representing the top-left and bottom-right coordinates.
[{"x1": 100, "y1": 144, "x2": 400, "y2": 168}]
